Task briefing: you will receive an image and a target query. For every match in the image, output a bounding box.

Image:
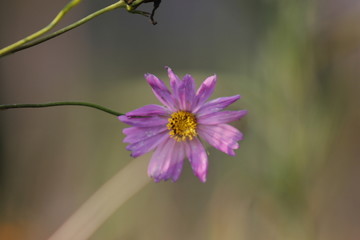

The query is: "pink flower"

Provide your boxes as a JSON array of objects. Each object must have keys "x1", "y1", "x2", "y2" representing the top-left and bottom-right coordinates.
[{"x1": 119, "y1": 67, "x2": 247, "y2": 182}]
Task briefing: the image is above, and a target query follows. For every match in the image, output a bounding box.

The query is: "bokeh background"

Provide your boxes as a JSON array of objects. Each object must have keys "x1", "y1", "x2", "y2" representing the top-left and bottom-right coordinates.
[{"x1": 1, "y1": 0, "x2": 360, "y2": 239}]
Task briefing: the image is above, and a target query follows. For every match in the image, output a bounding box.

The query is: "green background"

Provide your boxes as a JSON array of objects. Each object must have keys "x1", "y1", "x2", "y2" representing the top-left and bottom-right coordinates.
[{"x1": 1, "y1": 0, "x2": 359, "y2": 239}]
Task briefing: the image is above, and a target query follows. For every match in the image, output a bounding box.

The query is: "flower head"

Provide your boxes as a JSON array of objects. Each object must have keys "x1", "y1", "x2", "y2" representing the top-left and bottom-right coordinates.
[{"x1": 119, "y1": 67, "x2": 247, "y2": 182}]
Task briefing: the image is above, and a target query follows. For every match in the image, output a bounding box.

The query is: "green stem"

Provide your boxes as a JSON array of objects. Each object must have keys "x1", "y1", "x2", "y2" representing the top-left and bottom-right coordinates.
[
  {"x1": 0, "y1": 102, "x2": 123, "y2": 116},
  {"x1": 0, "y1": 0, "x2": 82, "y2": 56},
  {"x1": 0, "y1": 0, "x2": 129, "y2": 57}
]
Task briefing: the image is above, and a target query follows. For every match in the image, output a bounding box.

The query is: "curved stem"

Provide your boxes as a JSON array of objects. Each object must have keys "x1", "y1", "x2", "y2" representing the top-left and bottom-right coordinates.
[
  {"x1": 0, "y1": 102, "x2": 123, "y2": 116},
  {"x1": 3, "y1": 1, "x2": 128, "y2": 56},
  {"x1": 0, "y1": 0, "x2": 82, "y2": 56}
]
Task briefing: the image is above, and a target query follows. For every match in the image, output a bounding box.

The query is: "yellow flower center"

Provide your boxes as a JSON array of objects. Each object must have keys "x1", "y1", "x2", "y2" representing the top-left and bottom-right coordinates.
[{"x1": 167, "y1": 111, "x2": 198, "y2": 142}]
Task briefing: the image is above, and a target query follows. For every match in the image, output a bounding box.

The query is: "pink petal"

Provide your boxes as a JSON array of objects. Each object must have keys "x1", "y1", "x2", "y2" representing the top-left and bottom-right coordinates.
[
  {"x1": 197, "y1": 110, "x2": 248, "y2": 125},
  {"x1": 168, "y1": 143, "x2": 185, "y2": 182},
  {"x1": 118, "y1": 115, "x2": 168, "y2": 127},
  {"x1": 158, "y1": 142, "x2": 185, "y2": 182},
  {"x1": 166, "y1": 66, "x2": 182, "y2": 100},
  {"x1": 125, "y1": 104, "x2": 169, "y2": 117},
  {"x1": 195, "y1": 95, "x2": 241, "y2": 116},
  {"x1": 126, "y1": 131, "x2": 169, "y2": 158},
  {"x1": 198, "y1": 124, "x2": 243, "y2": 156},
  {"x1": 148, "y1": 138, "x2": 184, "y2": 182},
  {"x1": 123, "y1": 126, "x2": 168, "y2": 144},
  {"x1": 177, "y1": 74, "x2": 196, "y2": 111},
  {"x1": 193, "y1": 75, "x2": 217, "y2": 111},
  {"x1": 185, "y1": 137, "x2": 208, "y2": 182},
  {"x1": 145, "y1": 73, "x2": 176, "y2": 110}
]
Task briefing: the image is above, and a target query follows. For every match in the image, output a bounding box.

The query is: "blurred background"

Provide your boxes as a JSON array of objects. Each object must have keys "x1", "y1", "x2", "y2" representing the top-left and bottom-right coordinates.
[{"x1": 1, "y1": 0, "x2": 360, "y2": 239}]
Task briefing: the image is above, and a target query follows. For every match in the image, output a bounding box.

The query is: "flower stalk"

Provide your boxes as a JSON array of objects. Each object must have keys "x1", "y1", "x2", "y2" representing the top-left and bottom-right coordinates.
[
  {"x1": 0, "y1": 102, "x2": 123, "y2": 116},
  {"x1": 0, "y1": 0, "x2": 158, "y2": 57},
  {"x1": 0, "y1": 0, "x2": 83, "y2": 57}
]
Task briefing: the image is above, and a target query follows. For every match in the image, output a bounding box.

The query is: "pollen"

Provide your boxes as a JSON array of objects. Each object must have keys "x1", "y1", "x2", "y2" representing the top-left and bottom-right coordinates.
[{"x1": 167, "y1": 111, "x2": 198, "y2": 141}]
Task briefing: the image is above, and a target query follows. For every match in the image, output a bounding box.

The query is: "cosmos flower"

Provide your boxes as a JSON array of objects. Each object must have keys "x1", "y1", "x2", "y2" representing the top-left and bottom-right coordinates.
[{"x1": 119, "y1": 67, "x2": 247, "y2": 182}]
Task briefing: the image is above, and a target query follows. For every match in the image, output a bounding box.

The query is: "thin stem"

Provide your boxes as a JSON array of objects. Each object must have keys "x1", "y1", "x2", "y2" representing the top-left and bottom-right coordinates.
[
  {"x1": 0, "y1": 0, "x2": 82, "y2": 56},
  {"x1": 0, "y1": 102, "x2": 123, "y2": 116},
  {"x1": 2, "y1": 1, "x2": 128, "y2": 56}
]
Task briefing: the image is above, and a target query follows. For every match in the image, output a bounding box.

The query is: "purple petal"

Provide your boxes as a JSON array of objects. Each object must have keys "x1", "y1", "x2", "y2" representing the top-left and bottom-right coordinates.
[
  {"x1": 198, "y1": 110, "x2": 248, "y2": 125},
  {"x1": 198, "y1": 124, "x2": 243, "y2": 156},
  {"x1": 145, "y1": 73, "x2": 176, "y2": 110},
  {"x1": 193, "y1": 75, "x2": 217, "y2": 111},
  {"x1": 177, "y1": 74, "x2": 196, "y2": 111},
  {"x1": 148, "y1": 138, "x2": 185, "y2": 182},
  {"x1": 168, "y1": 143, "x2": 185, "y2": 182},
  {"x1": 126, "y1": 131, "x2": 169, "y2": 158},
  {"x1": 195, "y1": 95, "x2": 241, "y2": 116},
  {"x1": 166, "y1": 66, "x2": 182, "y2": 99},
  {"x1": 125, "y1": 104, "x2": 169, "y2": 117},
  {"x1": 123, "y1": 126, "x2": 168, "y2": 144},
  {"x1": 185, "y1": 137, "x2": 208, "y2": 182},
  {"x1": 119, "y1": 115, "x2": 168, "y2": 127}
]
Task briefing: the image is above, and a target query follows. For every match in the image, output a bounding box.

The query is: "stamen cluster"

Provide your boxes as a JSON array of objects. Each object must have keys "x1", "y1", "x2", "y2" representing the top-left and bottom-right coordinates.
[{"x1": 167, "y1": 111, "x2": 197, "y2": 141}]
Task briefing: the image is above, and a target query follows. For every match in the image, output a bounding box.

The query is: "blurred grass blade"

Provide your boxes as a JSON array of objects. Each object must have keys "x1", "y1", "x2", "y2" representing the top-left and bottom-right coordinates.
[{"x1": 48, "y1": 156, "x2": 150, "y2": 240}]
